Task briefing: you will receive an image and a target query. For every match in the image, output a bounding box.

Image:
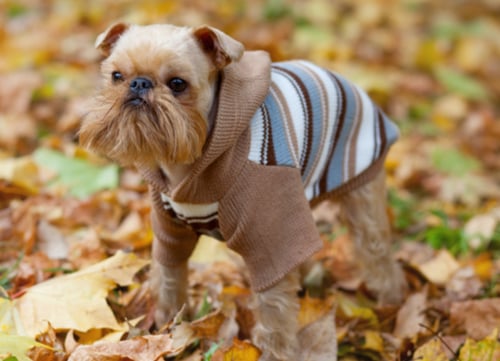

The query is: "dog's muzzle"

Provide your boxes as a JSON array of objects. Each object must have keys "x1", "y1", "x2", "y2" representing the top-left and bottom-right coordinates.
[{"x1": 127, "y1": 76, "x2": 153, "y2": 106}]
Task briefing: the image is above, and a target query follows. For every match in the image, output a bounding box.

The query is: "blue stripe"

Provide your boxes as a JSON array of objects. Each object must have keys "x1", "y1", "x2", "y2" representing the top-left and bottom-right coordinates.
[
  {"x1": 274, "y1": 62, "x2": 325, "y2": 182},
  {"x1": 262, "y1": 88, "x2": 296, "y2": 167}
]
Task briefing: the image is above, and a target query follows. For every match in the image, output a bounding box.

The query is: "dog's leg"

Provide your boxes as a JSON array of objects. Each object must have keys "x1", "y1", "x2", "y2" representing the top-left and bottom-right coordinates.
[
  {"x1": 151, "y1": 261, "x2": 188, "y2": 326},
  {"x1": 252, "y1": 269, "x2": 301, "y2": 361},
  {"x1": 339, "y1": 171, "x2": 406, "y2": 305}
]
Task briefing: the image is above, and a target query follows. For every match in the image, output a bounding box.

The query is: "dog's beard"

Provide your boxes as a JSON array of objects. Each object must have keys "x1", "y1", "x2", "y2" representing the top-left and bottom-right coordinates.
[{"x1": 79, "y1": 88, "x2": 207, "y2": 167}]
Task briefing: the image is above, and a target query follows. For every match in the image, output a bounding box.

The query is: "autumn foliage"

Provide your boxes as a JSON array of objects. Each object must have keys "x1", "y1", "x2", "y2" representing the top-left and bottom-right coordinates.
[{"x1": 0, "y1": 0, "x2": 499, "y2": 360}]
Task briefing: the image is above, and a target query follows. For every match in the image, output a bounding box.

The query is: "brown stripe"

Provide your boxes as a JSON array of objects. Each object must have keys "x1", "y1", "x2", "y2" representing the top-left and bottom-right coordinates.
[
  {"x1": 273, "y1": 66, "x2": 313, "y2": 175},
  {"x1": 188, "y1": 218, "x2": 220, "y2": 234},
  {"x1": 319, "y1": 73, "x2": 346, "y2": 193},
  {"x1": 377, "y1": 110, "x2": 387, "y2": 157},
  {"x1": 347, "y1": 88, "x2": 363, "y2": 179}
]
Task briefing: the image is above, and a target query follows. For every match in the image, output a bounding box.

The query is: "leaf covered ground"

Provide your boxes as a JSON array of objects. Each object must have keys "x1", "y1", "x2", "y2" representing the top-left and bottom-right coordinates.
[{"x1": 1, "y1": 0, "x2": 500, "y2": 360}]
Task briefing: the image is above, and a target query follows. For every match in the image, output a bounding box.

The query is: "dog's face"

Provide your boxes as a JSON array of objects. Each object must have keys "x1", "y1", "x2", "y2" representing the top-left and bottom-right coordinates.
[{"x1": 79, "y1": 23, "x2": 244, "y2": 167}]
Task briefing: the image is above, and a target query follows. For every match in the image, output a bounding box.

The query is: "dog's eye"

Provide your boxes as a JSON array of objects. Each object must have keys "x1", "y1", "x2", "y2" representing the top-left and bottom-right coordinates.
[
  {"x1": 112, "y1": 71, "x2": 124, "y2": 82},
  {"x1": 167, "y1": 78, "x2": 188, "y2": 94}
]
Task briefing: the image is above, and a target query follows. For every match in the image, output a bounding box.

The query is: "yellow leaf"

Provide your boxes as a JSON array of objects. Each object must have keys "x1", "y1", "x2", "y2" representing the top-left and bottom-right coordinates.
[
  {"x1": 458, "y1": 329, "x2": 500, "y2": 361},
  {"x1": 0, "y1": 334, "x2": 51, "y2": 361},
  {"x1": 418, "y1": 250, "x2": 460, "y2": 285},
  {"x1": 336, "y1": 293, "x2": 379, "y2": 328},
  {"x1": 413, "y1": 338, "x2": 448, "y2": 361},
  {"x1": 0, "y1": 157, "x2": 39, "y2": 194},
  {"x1": 190, "y1": 235, "x2": 243, "y2": 265},
  {"x1": 362, "y1": 330, "x2": 383, "y2": 352},
  {"x1": 298, "y1": 294, "x2": 335, "y2": 328},
  {"x1": 223, "y1": 339, "x2": 261, "y2": 361},
  {"x1": 13, "y1": 251, "x2": 149, "y2": 337},
  {"x1": 415, "y1": 39, "x2": 445, "y2": 70},
  {"x1": 0, "y1": 298, "x2": 20, "y2": 335}
]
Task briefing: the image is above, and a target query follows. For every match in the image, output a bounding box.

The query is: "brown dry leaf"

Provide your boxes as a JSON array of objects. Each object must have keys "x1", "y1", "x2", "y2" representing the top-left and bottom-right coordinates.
[
  {"x1": 393, "y1": 285, "x2": 428, "y2": 339},
  {"x1": 298, "y1": 309, "x2": 337, "y2": 361},
  {"x1": 450, "y1": 298, "x2": 500, "y2": 339},
  {"x1": 190, "y1": 310, "x2": 226, "y2": 339},
  {"x1": 0, "y1": 72, "x2": 42, "y2": 114},
  {"x1": 36, "y1": 219, "x2": 69, "y2": 260},
  {"x1": 67, "y1": 333, "x2": 189, "y2": 361},
  {"x1": 464, "y1": 209, "x2": 500, "y2": 249},
  {"x1": 445, "y1": 266, "x2": 483, "y2": 301}
]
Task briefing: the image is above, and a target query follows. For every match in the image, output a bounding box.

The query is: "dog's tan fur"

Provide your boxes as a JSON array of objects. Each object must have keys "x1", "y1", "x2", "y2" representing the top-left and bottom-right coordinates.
[{"x1": 80, "y1": 23, "x2": 406, "y2": 360}]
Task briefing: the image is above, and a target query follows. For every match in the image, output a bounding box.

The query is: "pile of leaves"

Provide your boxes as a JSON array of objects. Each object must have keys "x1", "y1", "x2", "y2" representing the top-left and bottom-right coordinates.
[{"x1": 1, "y1": 0, "x2": 499, "y2": 360}]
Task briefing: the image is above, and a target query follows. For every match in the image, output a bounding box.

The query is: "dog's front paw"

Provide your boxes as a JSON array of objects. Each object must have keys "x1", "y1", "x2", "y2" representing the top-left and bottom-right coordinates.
[
  {"x1": 150, "y1": 261, "x2": 189, "y2": 328},
  {"x1": 253, "y1": 324, "x2": 298, "y2": 361}
]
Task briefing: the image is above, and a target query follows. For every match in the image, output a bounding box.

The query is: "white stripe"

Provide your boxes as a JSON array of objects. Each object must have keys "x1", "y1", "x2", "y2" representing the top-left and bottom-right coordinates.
[
  {"x1": 300, "y1": 62, "x2": 339, "y2": 199},
  {"x1": 354, "y1": 85, "x2": 376, "y2": 174},
  {"x1": 160, "y1": 193, "x2": 219, "y2": 219},
  {"x1": 248, "y1": 108, "x2": 266, "y2": 164}
]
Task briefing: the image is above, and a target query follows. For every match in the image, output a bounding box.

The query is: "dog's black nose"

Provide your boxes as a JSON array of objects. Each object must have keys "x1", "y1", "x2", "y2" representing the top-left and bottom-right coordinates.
[{"x1": 129, "y1": 77, "x2": 153, "y2": 94}]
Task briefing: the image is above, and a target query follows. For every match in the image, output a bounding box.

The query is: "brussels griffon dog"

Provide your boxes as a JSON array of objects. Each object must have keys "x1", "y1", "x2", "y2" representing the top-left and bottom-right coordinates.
[{"x1": 79, "y1": 23, "x2": 406, "y2": 360}]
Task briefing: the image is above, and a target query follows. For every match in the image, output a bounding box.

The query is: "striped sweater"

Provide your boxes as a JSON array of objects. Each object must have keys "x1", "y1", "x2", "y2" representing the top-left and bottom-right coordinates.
[{"x1": 144, "y1": 51, "x2": 399, "y2": 292}]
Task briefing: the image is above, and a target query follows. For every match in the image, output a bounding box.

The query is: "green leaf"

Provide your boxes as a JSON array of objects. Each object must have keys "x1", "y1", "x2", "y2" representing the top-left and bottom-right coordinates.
[
  {"x1": 0, "y1": 335, "x2": 49, "y2": 361},
  {"x1": 435, "y1": 67, "x2": 489, "y2": 101},
  {"x1": 203, "y1": 342, "x2": 221, "y2": 361},
  {"x1": 194, "y1": 292, "x2": 212, "y2": 320},
  {"x1": 431, "y1": 148, "x2": 480, "y2": 176},
  {"x1": 33, "y1": 148, "x2": 119, "y2": 199}
]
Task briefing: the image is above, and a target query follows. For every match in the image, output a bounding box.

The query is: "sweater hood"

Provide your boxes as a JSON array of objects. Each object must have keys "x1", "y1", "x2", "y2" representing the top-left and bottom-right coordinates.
[{"x1": 139, "y1": 50, "x2": 272, "y2": 202}]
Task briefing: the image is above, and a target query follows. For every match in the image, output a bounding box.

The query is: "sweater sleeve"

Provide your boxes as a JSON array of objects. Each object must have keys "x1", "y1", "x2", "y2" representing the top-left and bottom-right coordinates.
[
  {"x1": 219, "y1": 160, "x2": 323, "y2": 292},
  {"x1": 149, "y1": 188, "x2": 199, "y2": 267}
]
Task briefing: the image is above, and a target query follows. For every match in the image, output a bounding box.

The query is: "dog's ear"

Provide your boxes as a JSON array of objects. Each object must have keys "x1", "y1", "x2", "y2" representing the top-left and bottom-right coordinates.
[
  {"x1": 95, "y1": 23, "x2": 130, "y2": 57},
  {"x1": 193, "y1": 26, "x2": 244, "y2": 69}
]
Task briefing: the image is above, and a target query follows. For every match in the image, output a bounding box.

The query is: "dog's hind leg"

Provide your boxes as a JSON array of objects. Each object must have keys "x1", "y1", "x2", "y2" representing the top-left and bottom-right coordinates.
[{"x1": 339, "y1": 170, "x2": 406, "y2": 304}]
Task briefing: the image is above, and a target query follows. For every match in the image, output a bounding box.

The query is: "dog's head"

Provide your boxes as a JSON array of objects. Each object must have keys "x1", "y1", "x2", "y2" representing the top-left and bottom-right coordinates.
[{"x1": 79, "y1": 23, "x2": 244, "y2": 167}]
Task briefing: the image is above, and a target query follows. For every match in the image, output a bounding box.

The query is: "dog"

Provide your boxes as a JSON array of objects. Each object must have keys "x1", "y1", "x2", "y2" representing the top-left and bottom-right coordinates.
[{"x1": 79, "y1": 23, "x2": 407, "y2": 361}]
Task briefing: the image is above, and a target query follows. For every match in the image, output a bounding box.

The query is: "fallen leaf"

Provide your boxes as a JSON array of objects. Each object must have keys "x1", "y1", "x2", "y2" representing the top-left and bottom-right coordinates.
[
  {"x1": 190, "y1": 310, "x2": 226, "y2": 339},
  {"x1": 336, "y1": 293, "x2": 378, "y2": 328},
  {"x1": 212, "y1": 338, "x2": 261, "y2": 361},
  {"x1": 434, "y1": 66, "x2": 489, "y2": 100},
  {"x1": 0, "y1": 334, "x2": 51, "y2": 361},
  {"x1": 298, "y1": 294, "x2": 335, "y2": 328},
  {"x1": 450, "y1": 298, "x2": 500, "y2": 339},
  {"x1": 393, "y1": 286, "x2": 428, "y2": 339},
  {"x1": 14, "y1": 251, "x2": 149, "y2": 337},
  {"x1": 417, "y1": 250, "x2": 460, "y2": 285},
  {"x1": 298, "y1": 309, "x2": 337, "y2": 361},
  {"x1": 464, "y1": 210, "x2": 499, "y2": 249},
  {"x1": 0, "y1": 157, "x2": 40, "y2": 194},
  {"x1": 189, "y1": 235, "x2": 243, "y2": 266},
  {"x1": 412, "y1": 338, "x2": 448, "y2": 361},
  {"x1": 458, "y1": 328, "x2": 500, "y2": 361},
  {"x1": 67, "y1": 333, "x2": 191, "y2": 361},
  {"x1": 36, "y1": 219, "x2": 69, "y2": 260},
  {"x1": 33, "y1": 148, "x2": 119, "y2": 198}
]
